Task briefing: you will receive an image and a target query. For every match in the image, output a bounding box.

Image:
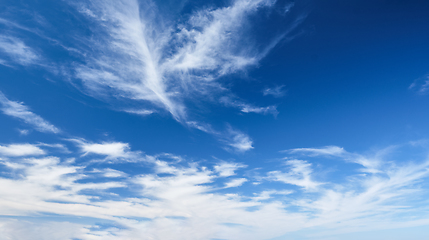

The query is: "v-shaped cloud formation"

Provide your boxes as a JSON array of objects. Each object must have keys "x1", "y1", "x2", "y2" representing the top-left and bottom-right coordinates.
[
  {"x1": 0, "y1": 0, "x2": 302, "y2": 152},
  {"x1": 73, "y1": 0, "x2": 282, "y2": 121}
]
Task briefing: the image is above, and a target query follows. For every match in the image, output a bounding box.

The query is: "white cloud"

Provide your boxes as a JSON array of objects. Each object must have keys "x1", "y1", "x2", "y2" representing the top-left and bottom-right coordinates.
[
  {"x1": 0, "y1": 92, "x2": 60, "y2": 134},
  {"x1": 214, "y1": 162, "x2": 247, "y2": 177},
  {"x1": 224, "y1": 178, "x2": 248, "y2": 188},
  {"x1": 288, "y1": 146, "x2": 346, "y2": 157},
  {"x1": 36, "y1": 143, "x2": 70, "y2": 153},
  {"x1": 93, "y1": 168, "x2": 127, "y2": 178},
  {"x1": 0, "y1": 143, "x2": 45, "y2": 157},
  {"x1": 251, "y1": 190, "x2": 293, "y2": 201},
  {"x1": 220, "y1": 96, "x2": 278, "y2": 116},
  {"x1": 17, "y1": 129, "x2": 30, "y2": 135},
  {"x1": 267, "y1": 159, "x2": 322, "y2": 191},
  {"x1": 263, "y1": 85, "x2": 286, "y2": 98},
  {"x1": 409, "y1": 74, "x2": 429, "y2": 95},
  {"x1": 287, "y1": 145, "x2": 393, "y2": 173},
  {"x1": 225, "y1": 128, "x2": 254, "y2": 152},
  {"x1": 187, "y1": 121, "x2": 254, "y2": 152},
  {"x1": 0, "y1": 220, "x2": 93, "y2": 240},
  {"x1": 0, "y1": 35, "x2": 40, "y2": 66},
  {"x1": 72, "y1": 139, "x2": 139, "y2": 160},
  {"x1": 123, "y1": 109, "x2": 155, "y2": 116}
]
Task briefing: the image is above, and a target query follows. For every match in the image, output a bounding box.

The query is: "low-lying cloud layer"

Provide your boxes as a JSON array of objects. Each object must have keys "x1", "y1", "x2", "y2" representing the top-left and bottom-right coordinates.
[{"x1": 0, "y1": 141, "x2": 428, "y2": 240}]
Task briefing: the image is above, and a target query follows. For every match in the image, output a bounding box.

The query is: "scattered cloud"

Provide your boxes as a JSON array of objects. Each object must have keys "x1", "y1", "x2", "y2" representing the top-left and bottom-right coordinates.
[
  {"x1": 214, "y1": 162, "x2": 247, "y2": 177},
  {"x1": 17, "y1": 129, "x2": 30, "y2": 136},
  {"x1": 187, "y1": 121, "x2": 254, "y2": 152},
  {"x1": 267, "y1": 159, "x2": 322, "y2": 191},
  {"x1": 288, "y1": 146, "x2": 346, "y2": 157},
  {"x1": 36, "y1": 143, "x2": 70, "y2": 153},
  {"x1": 123, "y1": 109, "x2": 155, "y2": 116},
  {"x1": 224, "y1": 127, "x2": 254, "y2": 152},
  {"x1": 220, "y1": 96, "x2": 278, "y2": 116},
  {"x1": 224, "y1": 178, "x2": 248, "y2": 188},
  {"x1": 251, "y1": 190, "x2": 293, "y2": 201},
  {"x1": 263, "y1": 85, "x2": 286, "y2": 98},
  {"x1": 0, "y1": 143, "x2": 45, "y2": 157},
  {"x1": 0, "y1": 92, "x2": 60, "y2": 134},
  {"x1": 0, "y1": 35, "x2": 40, "y2": 66},
  {"x1": 287, "y1": 145, "x2": 394, "y2": 173},
  {"x1": 409, "y1": 74, "x2": 429, "y2": 95},
  {"x1": 92, "y1": 168, "x2": 128, "y2": 178},
  {"x1": 71, "y1": 139, "x2": 141, "y2": 160},
  {"x1": 0, "y1": 141, "x2": 428, "y2": 239}
]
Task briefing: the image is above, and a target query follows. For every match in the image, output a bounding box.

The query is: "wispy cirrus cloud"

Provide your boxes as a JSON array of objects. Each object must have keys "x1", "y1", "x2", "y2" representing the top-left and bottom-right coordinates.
[
  {"x1": 186, "y1": 121, "x2": 254, "y2": 152},
  {"x1": 287, "y1": 145, "x2": 394, "y2": 173},
  {"x1": 409, "y1": 74, "x2": 429, "y2": 95},
  {"x1": 225, "y1": 128, "x2": 254, "y2": 152},
  {"x1": 220, "y1": 96, "x2": 278, "y2": 116},
  {"x1": 70, "y1": 0, "x2": 289, "y2": 118},
  {"x1": 0, "y1": 91, "x2": 60, "y2": 134},
  {"x1": 0, "y1": 0, "x2": 300, "y2": 152},
  {"x1": 0, "y1": 35, "x2": 40, "y2": 67},
  {"x1": 214, "y1": 161, "x2": 247, "y2": 177},
  {"x1": 288, "y1": 146, "x2": 346, "y2": 157},
  {"x1": 263, "y1": 85, "x2": 286, "y2": 98},
  {"x1": 60, "y1": 0, "x2": 299, "y2": 149},
  {"x1": 267, "y1": 159, "x2": 322, "y2": 191}
]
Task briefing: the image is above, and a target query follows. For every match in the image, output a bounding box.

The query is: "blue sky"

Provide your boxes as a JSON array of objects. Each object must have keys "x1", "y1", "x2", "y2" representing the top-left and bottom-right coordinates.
[{"x1": 1, "y1": 0, "x2": 429, "y2": 239}]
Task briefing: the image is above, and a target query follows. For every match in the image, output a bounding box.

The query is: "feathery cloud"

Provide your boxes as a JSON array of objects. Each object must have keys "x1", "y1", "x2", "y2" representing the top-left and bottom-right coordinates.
[
  {"x1": 68, "y1": 0, "x2": 293, "y2": 122},
  {"x1": 0, "y1": 35, "x2": 40, "y2": 66},
  {"x1": 267, "y1": 159, "x2": 322, "y2": 191},
  {"x1": 263, "y1": 85, "x2": 286, "y2": 98},
  {"x1": 409, "y1": 74, "x2": 429, "y2": 95}
]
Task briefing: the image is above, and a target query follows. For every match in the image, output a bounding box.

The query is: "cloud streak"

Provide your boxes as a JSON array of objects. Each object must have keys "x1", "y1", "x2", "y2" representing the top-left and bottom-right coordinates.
[
  {"x1": 0, "y1": 35, "x2": 40, "y2": 66},
  {"x1": 186, "y1": 121, "x2": 254, "y2": 152},
  {"x1": 0, "y1": 92, "x2": 60, "y2": 134}
]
